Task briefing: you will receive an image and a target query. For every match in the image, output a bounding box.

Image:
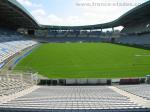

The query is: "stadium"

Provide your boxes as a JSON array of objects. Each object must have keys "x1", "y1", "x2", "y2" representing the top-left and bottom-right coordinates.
[{"x1": 0, "y1": 0, "x2": 150, "y2": 111}]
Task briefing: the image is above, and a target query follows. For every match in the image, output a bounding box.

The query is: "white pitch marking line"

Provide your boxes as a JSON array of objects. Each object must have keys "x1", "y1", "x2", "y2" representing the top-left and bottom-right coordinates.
[{"x1": 135, "y1": 55, "x2": 150, "y2": 57}]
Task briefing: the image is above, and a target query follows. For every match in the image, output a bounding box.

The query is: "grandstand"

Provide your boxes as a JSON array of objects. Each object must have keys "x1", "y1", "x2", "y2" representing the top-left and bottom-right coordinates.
[
  {"x1": 0, "y1": 0, "x2": 150, "y2": 111},
  {"x1": 117, "y1": 84, "x2": 150, "y2": 100},
  {"x1": 0, "y1": 28, "x2": 37, "y2": 69},
  {"x1": 116, "y1": 34, "x2": 150, "y2": 46},
  {"x1": 0, "y1": 86, "x2": 147, "y2": 109}
]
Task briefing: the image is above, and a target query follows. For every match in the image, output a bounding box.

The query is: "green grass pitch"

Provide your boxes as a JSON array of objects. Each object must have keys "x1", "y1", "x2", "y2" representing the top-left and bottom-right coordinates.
[{"x1": 15, "y1": 43, "x2": 150, "y2": 78}]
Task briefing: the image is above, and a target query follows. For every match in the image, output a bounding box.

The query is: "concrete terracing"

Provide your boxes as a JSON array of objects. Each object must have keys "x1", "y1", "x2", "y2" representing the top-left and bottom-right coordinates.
[
  {"x1": 110, "y1": 86, "x2": 150, "y2": 108},
  {"x1": 0, "y1": 86, "x2": 150, "y2": 112}
]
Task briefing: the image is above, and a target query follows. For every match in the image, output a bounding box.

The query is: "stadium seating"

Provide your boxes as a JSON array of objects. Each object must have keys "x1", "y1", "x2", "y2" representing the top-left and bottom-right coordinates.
[
  {"x1": 0, "y1": 28, "x2": 37, "y2": 65},
  {"x1": 88, "y1": 31, "x2": 102, "y2": 37},
  {"x1": 122, "y1": 21, "x2": 150, "y2": 34},
  {"x1": 0, "y1": 86, "x2": 145, "y2": 110},
  {"x1": 0, "y1": 74, "x2": 33, "y2": 96},
  {"x1": 37, "y1": 36, "x2": 110, "y2": 43},
  {"x1": 117, "y1": 85, "x2": 150, "y2": 100},
  {"x1": 36, "y1": 30, "x2": 108, "y2": 41},
  {"x1": 117, "y1": 34, "x2": 150, "y2": 46},
  {"x1": 66, "y1": 31, "x2": 77, "y2": 38}
]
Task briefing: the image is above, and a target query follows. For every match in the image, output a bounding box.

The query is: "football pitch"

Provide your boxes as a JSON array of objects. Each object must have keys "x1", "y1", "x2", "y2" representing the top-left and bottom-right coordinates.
[{"x1": 15, "y1": 43, "x2": 150, "y2": 78}]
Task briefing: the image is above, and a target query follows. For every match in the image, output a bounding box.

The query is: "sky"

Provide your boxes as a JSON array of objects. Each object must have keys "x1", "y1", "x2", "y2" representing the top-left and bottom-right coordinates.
[{"x1": 17, "y1": 0, "x2": 148, "y2": 27}]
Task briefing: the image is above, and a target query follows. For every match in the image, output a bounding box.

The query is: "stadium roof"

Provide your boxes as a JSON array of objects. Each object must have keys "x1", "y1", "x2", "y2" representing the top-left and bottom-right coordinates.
[
  {"x1": 0, "y1": 0, "x2": 38, "y2": 29},
  {"x1": 0, "y1": 0, "x2": 150, "y2": 30}
]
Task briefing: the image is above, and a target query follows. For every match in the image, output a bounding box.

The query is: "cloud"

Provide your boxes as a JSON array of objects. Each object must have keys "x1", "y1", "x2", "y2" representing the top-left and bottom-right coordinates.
[
  {"x1": 17, "y1": 0, "x2": 43, "y2": 8},
  {"x1": 17, "y1": 0, "x2": 147, "y2": 26},
  {"x1": 17, "y1": 0, "x2": 32, "y2": 6},
  {"x1": 31, "y1": 9, "x2": 63, "y2": 25},
  {"x1": 31, "y1": 9, "x2": 86, "y2": 26},
  {"x1": 75, "y1": 0, "x2": 146, "y2": 24}
]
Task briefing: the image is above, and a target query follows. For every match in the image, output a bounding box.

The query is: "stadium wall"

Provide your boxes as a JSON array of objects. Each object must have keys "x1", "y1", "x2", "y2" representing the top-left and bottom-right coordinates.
[{"x1": 38, "y1": 78, "x2": 148, "y2": 86}]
